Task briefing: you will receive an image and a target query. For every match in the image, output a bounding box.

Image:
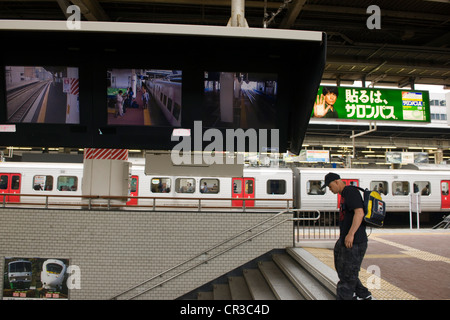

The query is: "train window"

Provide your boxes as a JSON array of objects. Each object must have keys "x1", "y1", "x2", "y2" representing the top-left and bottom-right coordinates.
[
  {"x1": 33, "y1": 175, "x2": 53, "y2": 191},
  {"x1": 267, "y1": 180, "x2": 286, "y2": 195},
  {"x1": 414, "y1": 181, "x2": 430, "y2": 196},
  {"x1": 442, "y1": 182, "x2": 449, "y2": 196},
  {"x1": 173, "y1": 102, "x2": 181, "y2": 120},
  {"x1": 0, "y1": 175, "x2": 7, "y2": 189},
  {"x1": 200, "y1": 179, "x2": 219, "y2": 193},
  {"x1": 392, "y1": 181, "x2": 409, "y2": 196},
  {"x1": 57, "y1": 176, "x2": 78, "y2": 191},
  {"x1": 370, "y1": 181, "x2": 388, "y2": 195},
  {"x1": 176, "y1": 178, "x2": 195, "y2": 193},
  {"x1": 167, "y1": 98, "x2": 173, "y2": 112},
  {"x1": 246, "y1": 179, "x2": 254, "y2": 194},
  {"x1": 130, "y1": 177, "x2": 137, "y2": 193},
  {"x1": 307, "y1": 180, "x2": 325, "y2": 195},
  {"x1": 151, "y1": 178, "x2": 171, "y2": 193},
  {"x1": 233, "y1": 180, "x2": 241, "y2": 194}
]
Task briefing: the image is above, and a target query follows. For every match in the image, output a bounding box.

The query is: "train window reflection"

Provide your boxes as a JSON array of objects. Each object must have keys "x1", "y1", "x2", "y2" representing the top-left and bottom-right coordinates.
[
  {"x1": 414, "y1": 181, "x2": 430, "y2": 196},
  {"x1": 151, "y1": 178, "x2": 171, "y2": 193},
  {"x1": 370, "y1": 181, "x2": 388, "y2": 195},
  {"x1": 392, "y1": 181, "x2": 409, "y2": 196},
  {"x1": 267, "y1": 180, "x2": 286, "y2": 195},
  {"x1": 176, "y1": 178, "x2": 195, "y2": 193},
  {"x1": 200, "y1": 179, "x2": 219, "y2": 194},
  {"x1": 57, "y1": 176, "x2": 78, "y2": 191},
  {"x1": 307, "y1": 180, "x2": 325, "y2": 195},
  {"x1": 33, "y1": 175, "x2": 53, "y2": 191}
]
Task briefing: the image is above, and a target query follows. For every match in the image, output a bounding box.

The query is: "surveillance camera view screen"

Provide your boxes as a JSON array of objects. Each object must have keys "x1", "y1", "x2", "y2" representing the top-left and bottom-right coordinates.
[
  {"x1": 203, "y1": 71, "x2": 278, "y2": 129},
  {"x1": 4, "y1": 66, "x2": 80, "y2": 124},
  {"x1": 107, "y1": 69, "x2": 182, "y2": 127}
]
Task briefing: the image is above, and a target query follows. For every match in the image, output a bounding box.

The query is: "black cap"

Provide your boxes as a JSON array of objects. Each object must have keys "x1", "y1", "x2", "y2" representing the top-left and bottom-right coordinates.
[{"x1": 321, "y1": 172, "x2": 341, "y2": 189}]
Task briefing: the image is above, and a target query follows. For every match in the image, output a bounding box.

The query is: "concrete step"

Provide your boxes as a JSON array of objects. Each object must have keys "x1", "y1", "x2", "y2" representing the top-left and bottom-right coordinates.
[
  {"x1": 228, "y1": 276, "x2": 252, "y2": 300},
  {"x1": 243, "y1": 268, "x2": 277, "y2": 300},
  {"x1": 197, "y1": 291, "x2": 213, "y2": 300},
  {"x1": 287, "y1": 247, "x2": 339, "y2": 294},
  {"x1": 258, "y1": 260, "x2": 304, "y2": 300},
  {"x1": 273, "y1": 253, "x2": 335, "y2": 300},
  {"x1": 213, "y1": 283, "x2": 231, "y2": 300}
]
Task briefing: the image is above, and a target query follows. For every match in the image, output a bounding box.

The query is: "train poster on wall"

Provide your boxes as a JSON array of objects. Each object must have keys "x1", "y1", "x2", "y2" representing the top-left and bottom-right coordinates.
[
  {"x1": 311, "y1": 86, "x2": 430, "y2": 122},
  {"x1": 3, "y1": 257, "x2": 69, "y2": 300}
]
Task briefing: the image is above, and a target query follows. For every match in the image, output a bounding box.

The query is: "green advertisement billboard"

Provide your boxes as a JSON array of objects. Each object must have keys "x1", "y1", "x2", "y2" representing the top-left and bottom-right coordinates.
[{"x1": 312, "y1": 86, "x2": 430, "y2": 122}]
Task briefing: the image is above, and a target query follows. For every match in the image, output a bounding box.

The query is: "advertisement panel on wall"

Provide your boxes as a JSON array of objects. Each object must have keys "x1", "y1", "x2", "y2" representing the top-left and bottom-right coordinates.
[
  {"x1": 312, "y1": 86, "x2": 430, "y2": 122},
  {"x1": 3, "y1": 257, "x2": 69, "y2": 300},
  {"x1": 386, "y1": 152, "x2": 429, "y2": 164}
]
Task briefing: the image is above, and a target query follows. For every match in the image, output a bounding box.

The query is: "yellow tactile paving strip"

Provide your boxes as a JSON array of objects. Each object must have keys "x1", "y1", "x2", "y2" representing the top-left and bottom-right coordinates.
[{"x1": 303, "y1": 247, "x2": 419, "y2": 300}]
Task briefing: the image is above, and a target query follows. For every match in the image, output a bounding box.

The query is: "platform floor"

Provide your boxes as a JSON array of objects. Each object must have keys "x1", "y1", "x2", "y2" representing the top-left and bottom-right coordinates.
[{"x1": 297, "y1": 228, "x2": 450, "y2": 300}]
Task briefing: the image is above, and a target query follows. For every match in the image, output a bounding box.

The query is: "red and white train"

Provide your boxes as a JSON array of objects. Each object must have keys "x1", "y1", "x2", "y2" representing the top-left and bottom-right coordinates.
[{"x1": 1, "y1": 161, "x2": 449, "y2": 216}]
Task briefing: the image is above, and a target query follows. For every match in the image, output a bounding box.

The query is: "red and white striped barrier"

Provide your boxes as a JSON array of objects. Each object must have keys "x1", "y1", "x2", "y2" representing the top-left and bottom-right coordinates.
[{"x1": 84, "y1": 148, "x2": 128, "y2": 161}]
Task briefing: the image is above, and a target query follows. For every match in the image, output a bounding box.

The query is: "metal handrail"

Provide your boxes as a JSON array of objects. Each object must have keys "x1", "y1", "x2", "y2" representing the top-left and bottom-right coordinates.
[
  {"x1": 110, "y1": 209, "x2": 320, "y2": 300},
  {"x1": 0, "y1": 192, "x2": 293, "y2": 211}
]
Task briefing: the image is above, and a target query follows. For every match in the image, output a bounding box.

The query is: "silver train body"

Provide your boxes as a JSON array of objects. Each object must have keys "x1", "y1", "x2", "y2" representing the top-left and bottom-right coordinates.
[
  {"x1": 1, "y1": 161, "x2": 450, "y2": 213},
  {"x1": 40, "y1": 259, "x2": 67, "y2": 290},
  {"x1": 145, "y1": 79, "x2": 182, "y2": 127}
]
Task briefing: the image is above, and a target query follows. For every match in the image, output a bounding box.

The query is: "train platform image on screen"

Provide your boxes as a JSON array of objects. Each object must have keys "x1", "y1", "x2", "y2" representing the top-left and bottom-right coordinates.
[{"x1": 5, "y1": 66, "x2": 80, "y2": 124}]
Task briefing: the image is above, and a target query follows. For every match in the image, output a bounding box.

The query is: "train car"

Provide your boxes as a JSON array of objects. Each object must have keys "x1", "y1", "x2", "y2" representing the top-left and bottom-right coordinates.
[
  {"x1": 40, "y1": 259, "x2": 67, "y2": 290},
  {"x1": 295, "y1": 167, "x2": 450, "y2": 213},
  {"x1": 1, "y1": 160, "x2": 450, "y2": 216},
  {"x1": 5, "y1": 259, "x2": 32, "y2": 290},
  {"x1": 128, "y1": 164, "x2": 293, "y2": 210},
  {"x1": 145, "y1": 78, "x2": 182, "y2": 127},
  {"x1": 0, "y1": 162, "x2": 83, "y2": 206}
]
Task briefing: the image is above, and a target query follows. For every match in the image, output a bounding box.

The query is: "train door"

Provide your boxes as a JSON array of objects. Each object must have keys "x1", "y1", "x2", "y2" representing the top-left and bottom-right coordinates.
[
  {"x1": 337, "y1": 179, "x2": 359, "y2": 209},
  {"x1": 127, "y1": 175, "x2": 139, "y2": 206},
  {"x1": 441, "y1": 180, "x2": 450, "y2": 209},
  {"x1": 0, "y1": 173, "x2": 21, "y2": 203},
  {"x1": 232, "y1": 177, "x2": 255, "y2": 207}
]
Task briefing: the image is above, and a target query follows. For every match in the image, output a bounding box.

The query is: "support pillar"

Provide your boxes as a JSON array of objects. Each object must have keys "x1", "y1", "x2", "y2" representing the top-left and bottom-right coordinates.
[{"x1": 82, "y1": 148, "x2": 131, "y2": 206}]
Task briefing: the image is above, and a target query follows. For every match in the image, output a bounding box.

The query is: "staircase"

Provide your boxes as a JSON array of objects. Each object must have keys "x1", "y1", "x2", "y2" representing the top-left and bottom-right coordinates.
[{"x1": 180, "y1": 247, "x2": 339, "y2": 300}]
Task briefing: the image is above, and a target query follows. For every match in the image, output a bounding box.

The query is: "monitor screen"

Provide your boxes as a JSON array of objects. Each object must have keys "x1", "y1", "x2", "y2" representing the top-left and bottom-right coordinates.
[
  {"x1": 4, "y1": 66, "x2": 79, "y2": 124},
  {"x1": 203, "y1": 71, "x2": 278, "y2": 129},
  {"x1": 107, "y1": 68, "x2": 182, "y2": 127}
]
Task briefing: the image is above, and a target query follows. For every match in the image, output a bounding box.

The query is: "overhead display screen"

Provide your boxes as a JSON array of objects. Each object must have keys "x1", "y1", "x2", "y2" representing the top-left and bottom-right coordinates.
[
  {"x1": 311, "y1": 86, "x2": 430, "y2": 122},
  {"x1": 107, "y1": 68, "x2": 182, "y2": 127},
  {"x1": 203, "y1": 71, "x2": 278, "y2": 129},
  {"x1": 4, "y1": 66, "x2": 79, "y2": 124}
]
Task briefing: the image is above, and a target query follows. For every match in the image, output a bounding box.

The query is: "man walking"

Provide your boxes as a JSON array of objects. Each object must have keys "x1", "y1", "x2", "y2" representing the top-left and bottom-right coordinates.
[{"x1": 322, "y1": 172, "x2": 372, "y2": 300}]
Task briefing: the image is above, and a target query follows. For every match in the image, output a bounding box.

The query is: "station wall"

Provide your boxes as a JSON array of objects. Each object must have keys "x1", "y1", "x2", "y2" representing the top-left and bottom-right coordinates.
[{"x1": 0, "y1": 208, "x2": 292, "y2": 300}]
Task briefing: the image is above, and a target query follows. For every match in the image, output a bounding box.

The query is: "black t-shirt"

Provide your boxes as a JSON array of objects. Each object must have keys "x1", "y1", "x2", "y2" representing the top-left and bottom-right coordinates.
[{"x1": 339, "y1": 186, "x2": 367, "y2": 243}]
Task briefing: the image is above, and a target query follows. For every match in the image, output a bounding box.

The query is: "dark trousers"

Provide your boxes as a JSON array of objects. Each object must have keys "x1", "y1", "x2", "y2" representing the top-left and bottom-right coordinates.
[{"x1": 334, "y1": 239, "x2": 371, "y2": 300}]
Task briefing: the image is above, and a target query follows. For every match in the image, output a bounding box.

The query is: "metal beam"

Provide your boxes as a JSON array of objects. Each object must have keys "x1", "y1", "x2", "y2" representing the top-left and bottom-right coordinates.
[
  {"x1": 279, "y1": 0, "x2": 307, "y2": 29},
  {"x1": 70, "y1": 0, "x2": 110, "y2": 21}
]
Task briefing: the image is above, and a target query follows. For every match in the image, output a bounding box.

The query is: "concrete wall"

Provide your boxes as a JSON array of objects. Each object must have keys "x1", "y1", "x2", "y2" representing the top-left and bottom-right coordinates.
[{"x1": 0, "y1": 208, "x2": 292, "y2": 300}]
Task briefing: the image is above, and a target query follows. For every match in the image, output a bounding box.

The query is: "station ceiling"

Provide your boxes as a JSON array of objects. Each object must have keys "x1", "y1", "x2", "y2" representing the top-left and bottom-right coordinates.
[{"x1": 0, "y1": 0, "x2": 449, "y2": 87}]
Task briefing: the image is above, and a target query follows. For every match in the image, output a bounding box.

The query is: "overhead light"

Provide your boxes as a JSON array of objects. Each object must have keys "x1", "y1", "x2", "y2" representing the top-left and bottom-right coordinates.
[{"x1": 424, "y1": 0, "x2": 450, "y2": 3}]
